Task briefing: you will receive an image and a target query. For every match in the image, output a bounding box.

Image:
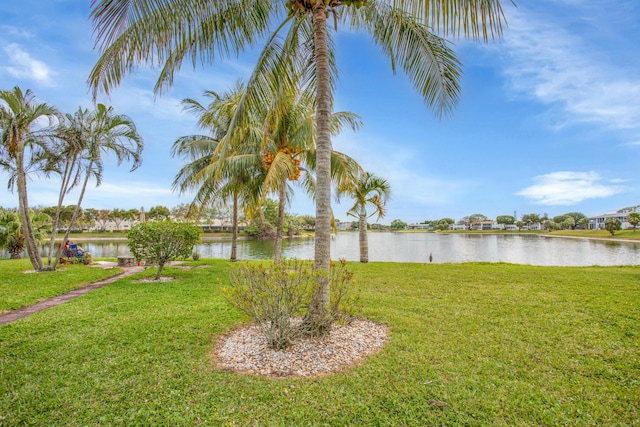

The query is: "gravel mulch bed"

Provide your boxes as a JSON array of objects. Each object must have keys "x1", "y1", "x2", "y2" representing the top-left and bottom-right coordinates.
[
  {"x1": 135, "y1": 276, "x2": 176, "y2": 283},
  {"x1": 213, "y1": 318, "x2": 389, "y2": 378}
]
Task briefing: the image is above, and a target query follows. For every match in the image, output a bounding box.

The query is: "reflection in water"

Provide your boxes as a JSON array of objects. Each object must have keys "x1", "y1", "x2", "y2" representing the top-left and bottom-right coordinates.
[{"x1": 7, "y1": 233, "x2": 638, "y2": 266}]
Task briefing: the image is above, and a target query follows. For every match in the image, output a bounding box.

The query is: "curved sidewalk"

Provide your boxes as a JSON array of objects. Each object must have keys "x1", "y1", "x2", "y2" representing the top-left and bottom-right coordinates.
[{"x1": 0, "y1": 265, "x2": 143, "y2": 326}]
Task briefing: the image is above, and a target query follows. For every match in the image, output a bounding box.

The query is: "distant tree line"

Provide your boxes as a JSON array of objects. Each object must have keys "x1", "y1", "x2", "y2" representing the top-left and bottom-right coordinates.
[
  {"x1": 406, "y1": 211, "x2": 595, "y2": 231},
  {"x1": 0, "y1": 202, "x2": 317, "y2": 235}
]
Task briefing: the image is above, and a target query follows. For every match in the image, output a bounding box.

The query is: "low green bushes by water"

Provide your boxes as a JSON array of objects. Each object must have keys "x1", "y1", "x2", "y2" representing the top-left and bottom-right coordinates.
[{"x1": 0, "y1": 259, "x2": 638, "y2": 425}]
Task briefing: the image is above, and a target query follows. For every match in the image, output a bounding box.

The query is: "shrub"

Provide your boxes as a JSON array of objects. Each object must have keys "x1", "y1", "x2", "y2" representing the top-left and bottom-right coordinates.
[
  {"x1": 243, "y1": 220, "x2": 276, "y2": 239},
  {"x1": 128, "y1": 221, "x2": 200, "y2": 280},
  {"x1": 329, "y1": 259, "x2": 359, "y2": 323},
  {"x1": 222, "y1": 258, "x2": 359, "y2": 350}
]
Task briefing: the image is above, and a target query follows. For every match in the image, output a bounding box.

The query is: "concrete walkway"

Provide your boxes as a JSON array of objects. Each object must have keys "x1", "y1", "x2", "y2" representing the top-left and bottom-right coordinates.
[{"x1": 0, "y1": 265, "x2": 143, "y2": 326}]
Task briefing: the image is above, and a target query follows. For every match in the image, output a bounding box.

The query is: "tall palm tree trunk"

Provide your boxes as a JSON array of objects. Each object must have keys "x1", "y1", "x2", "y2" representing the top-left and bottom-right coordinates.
[
  {"x1": 274, "y1": 180, "x2": 287, "y2": 263},
  {"x1": 16, "y1": 149, "x2": 43, "y2": 270},
  {"x1": 46, "y1": 157, "x2": 76, "y2": 267},
  {"x1": 230, "y1": 192, "x2": 239, "y2": 262},
  {"x1": 54, "y1": 160, "x2": 94, "y2": 269},
  {"x1": 306, "y1": 0, "x2": 332, "y2": 327},
  {"x1": 359, "y1": 215, "x2": 369, "y2": 263}
]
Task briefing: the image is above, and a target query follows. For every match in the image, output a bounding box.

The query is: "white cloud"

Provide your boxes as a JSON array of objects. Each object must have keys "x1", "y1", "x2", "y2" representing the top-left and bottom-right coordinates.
[
  {"x1": 0, "y1": 25, "x2": 34, "y2": 39},
  {"x1": 3, "y1": 43, "x2": 56, "y2": 86},
  {"x1": 499, "y1": 4, "x2": 640, "y2": 134},
  {"x1": 517, "y1": 171, "x2": 626, "y2": 206}
]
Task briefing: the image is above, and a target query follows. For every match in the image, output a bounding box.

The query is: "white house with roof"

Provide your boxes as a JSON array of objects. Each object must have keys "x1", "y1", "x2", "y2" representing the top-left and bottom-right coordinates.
[
  {"x1": 588, "y1": 211, "x2": 632, "y2": 230},
  {"x1": 450, "y1": 223, "x2": 468, "y2": 230}
]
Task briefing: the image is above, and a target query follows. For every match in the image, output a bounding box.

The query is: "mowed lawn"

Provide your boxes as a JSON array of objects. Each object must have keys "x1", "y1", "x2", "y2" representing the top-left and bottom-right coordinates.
[
  {"x1": 0, "y1": 259, "x2": 123, "y2": 314},
  {"x1": 0, "y1": 259, "x2": 638, "y2": 426}
]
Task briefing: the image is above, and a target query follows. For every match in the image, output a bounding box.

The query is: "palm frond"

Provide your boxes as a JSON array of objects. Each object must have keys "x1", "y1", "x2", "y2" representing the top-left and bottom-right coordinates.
[
  {"x1": 350, "y1": 3, "x2": 462, "y2": 117},
  {"x1": 89, "y1": 0, "x2": 275, "y2": 98},
  {"x1": 388, "y1": 0, "x2": 507, "y2": 41}
]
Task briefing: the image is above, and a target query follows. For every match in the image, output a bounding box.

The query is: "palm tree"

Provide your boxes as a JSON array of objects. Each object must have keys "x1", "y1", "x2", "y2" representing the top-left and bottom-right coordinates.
[
  {"x1": 172, "y1": 86, "x2": 263, "y2": 262},
  {"x1": 48, "y1": 104, "x2": 143, "y2": 269},
  {"x1": 627, "y1": 212, "x2": 640, "y2": 232},
  {"x1": 0, "y1": 210, "x2": 51, "y2": 259},
  {"x1": 341, "y1": 171, "x2": 391, "y2": 263},
  {"x1": 89, "y1": 0, "x2": 507, "y2": 327},
  {"x1": 0, "y1": 86, "x2": 60, "y2": 270},
  {"x1": 173, "y1": 136, "x2": 262, "y2": 262},
  {"x1": 258, "y1": 80, "x2": 363, "y2": 262},
  {"x1": 44, "y1": 107, "x2": 91, "y2": 267},
  {"x1": 175, "y1": 81, "x2": 363, "y2": 263}
]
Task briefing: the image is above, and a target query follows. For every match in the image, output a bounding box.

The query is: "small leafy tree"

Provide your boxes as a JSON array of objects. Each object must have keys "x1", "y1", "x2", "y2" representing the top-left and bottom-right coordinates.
[
  {"x1": 626, "y1": 212, "x2": 640, "y2": 231},
  {"x1": 543, "y1": 220, "x2": 560, "y2": 231},
  {"x1": 285, "y1": 214, "x2": 302, "y2": 237},
  {"x1": 561, "y1": 216, "x2": 576, "y2": 230},
  {"x1": 496, "y1": 215, "x2": 515, "y2": 229},
  {"x1": 521, "y1": 213, "x2": 541, "y2": 228},
  {"x1": 604, "y1": 217, "x2": 621, "y2": 236},
  {"x1": 95, "y1": 209, "x2": 111, "y2": 230},
  {"x1": 459, "y1": 214, "x2": 488, "y2": 229},
  {"x1": 127, "y1": 221, "x2": 200, "y2": 280},
  {"x1": 434, "y1": 220, "x2": 448, "y2": 231},
  {"x1": 435, "y1": 218, "x2": 454, "y2": 231},
  {"x1": 109, "y1": 208, "x2": 129, "y2": 231},
  {"x1": 577, "y1": 217, "x2": 590, "y2": 230},
  {"x1": 391, "y1": 219, "x2": 407, "y2": 230},
  {"x1": 298, "y1": 215, "x2": 315, "y2": 230},
  {"x1": 562, "y1": 212, "x2": 586, "y2": 228},
  {"x1": 83, "y1": 208, "x2": 99, "y2": 229},
  {"x1": 244, "y1": 199, "x2": 279, "y2": 239},
  {"x1": 147, "y1": 205, "x2": 171, "y2": 221},
  {"x1": 244, "y1": 217, "x2": 276, "y2": 239}
]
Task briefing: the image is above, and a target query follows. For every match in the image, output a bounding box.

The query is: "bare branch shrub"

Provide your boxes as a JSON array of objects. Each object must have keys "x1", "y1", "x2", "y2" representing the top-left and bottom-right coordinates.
[
  {"x1": 223, "y1": 258, "x2": 359, "y2": 349},
  {"x1": 223, "y1": 259, "x2": 315, "y2": 349}
]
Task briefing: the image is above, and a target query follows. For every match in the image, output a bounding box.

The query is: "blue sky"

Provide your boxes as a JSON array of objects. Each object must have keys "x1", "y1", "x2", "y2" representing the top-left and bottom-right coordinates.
[{"x1": 1, "y1": 0, "x2": 639, "y2": 224}]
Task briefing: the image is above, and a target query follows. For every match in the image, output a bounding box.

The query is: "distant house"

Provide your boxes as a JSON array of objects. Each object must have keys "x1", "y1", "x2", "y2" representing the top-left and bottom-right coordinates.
[
  {"x1": 479, "y1": 220, "x2": 495, "y2": 230},
  {"x1": 450, "y1": 223, "x2": 468, "y2": 230},
  {"x1": 90, "y1": 218, "x2": 139, "y2": 232},
  {"x1": 525, "y1": 222, "x2": 543, "y2": 231},
  {"x1": 589, "y1": 212, "x2": 630, "y2": 230},
  {"x1": 468, "y1": 220, "x2": 497, "y2": 230},
  {"x1": 200, "y1": 218, "x2": 244, "y2": 232},
  {"x1": 408, "y1": 223, "x2": 431, "y2": 230},
  {"x1": 336, "y1": 221, "x2": 352, "y2": 231}
]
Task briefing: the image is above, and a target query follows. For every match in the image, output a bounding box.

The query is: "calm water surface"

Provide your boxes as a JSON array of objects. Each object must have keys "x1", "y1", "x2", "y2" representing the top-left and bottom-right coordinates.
[{"x1": 39, "y1": 232, "x2": 640, "y2": 266}]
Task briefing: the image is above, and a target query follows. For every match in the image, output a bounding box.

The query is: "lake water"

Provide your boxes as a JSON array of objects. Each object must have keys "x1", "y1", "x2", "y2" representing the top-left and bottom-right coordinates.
[{"x1": 28, "y1": 232, "x2": 640, "y2": 266}]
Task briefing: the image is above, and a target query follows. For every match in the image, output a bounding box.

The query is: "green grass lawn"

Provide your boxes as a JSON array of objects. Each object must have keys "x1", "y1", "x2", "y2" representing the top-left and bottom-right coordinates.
[
  {"x1": 0, "y1": 260, "x2": 638, "y2": 426},
  {"x1": 0, "y1": 259, "x2": 123, "y2": 314},
  {"x1": 549, "y1": 229, "x2": 640, "y2": 240}
]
